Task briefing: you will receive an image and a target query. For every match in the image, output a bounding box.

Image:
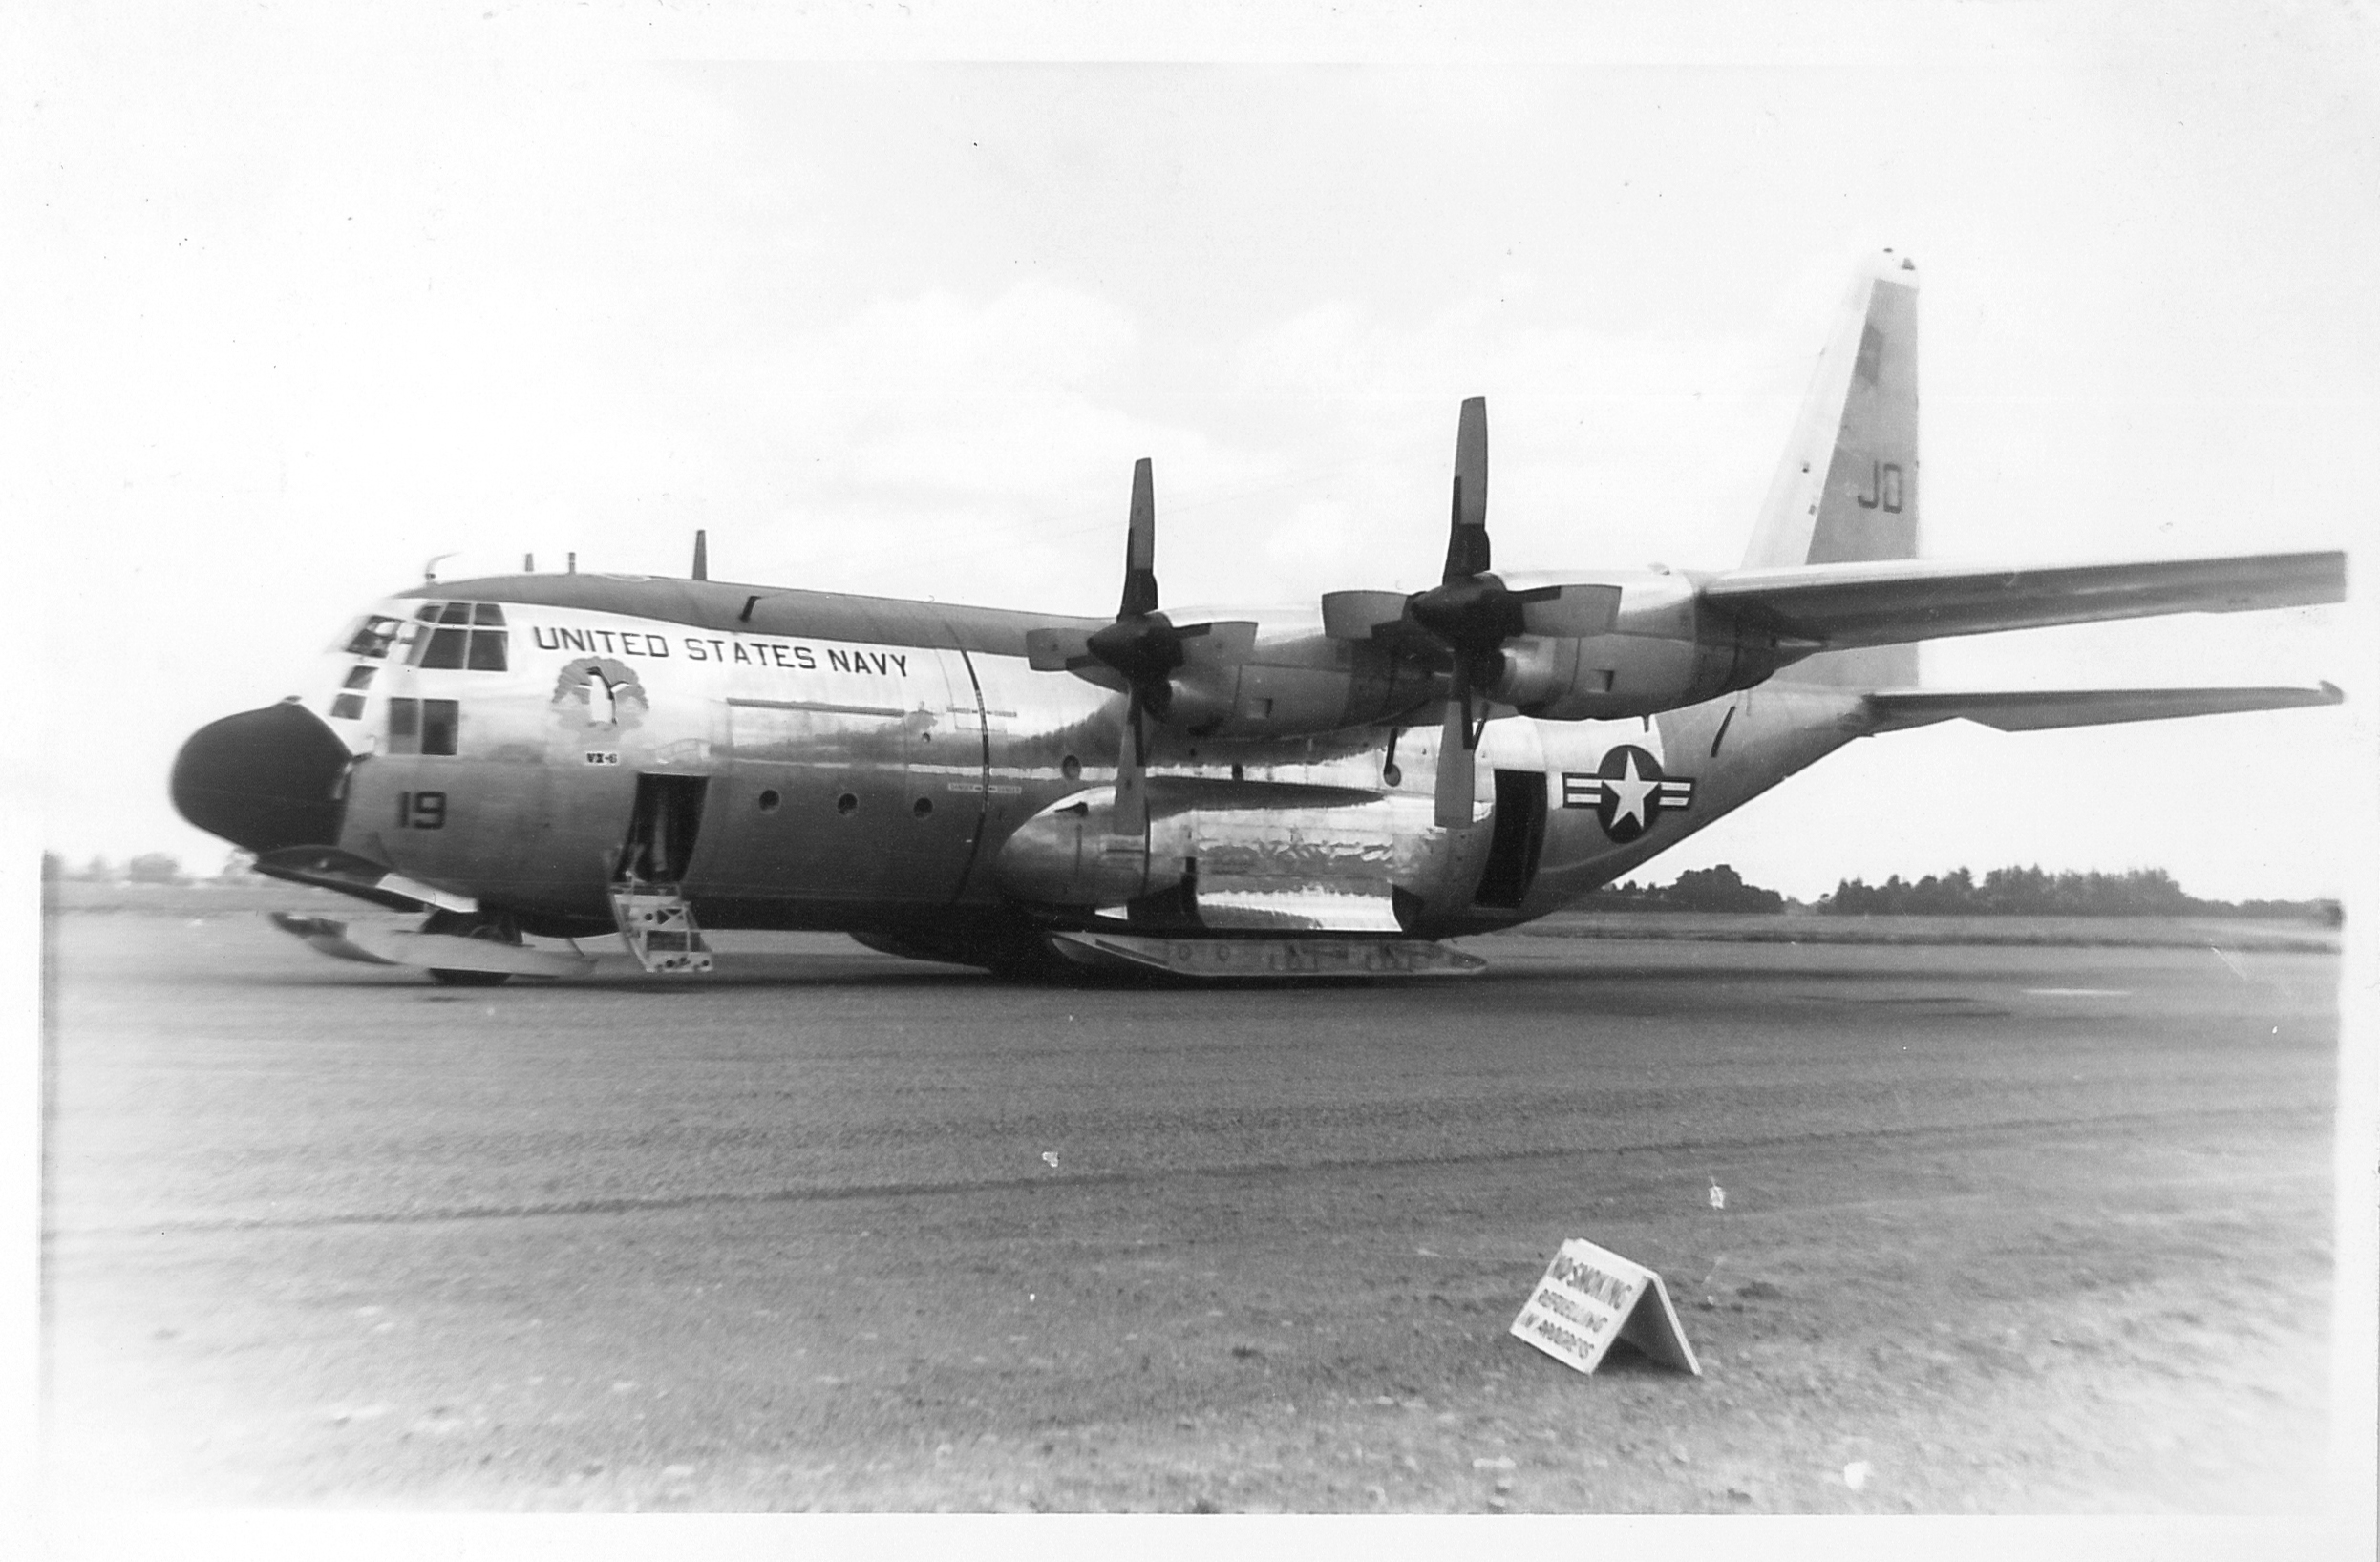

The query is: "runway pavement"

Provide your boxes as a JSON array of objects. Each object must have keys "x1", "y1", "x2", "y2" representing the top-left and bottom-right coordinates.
[{"x1": 42, "y1": 905, "x2": 2344, "y2": 1513}]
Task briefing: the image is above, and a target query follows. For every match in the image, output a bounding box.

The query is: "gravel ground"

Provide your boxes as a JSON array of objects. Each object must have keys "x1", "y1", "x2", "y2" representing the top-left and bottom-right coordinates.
[{"x1": 40, "y1": 902, "x2": 2349, "y2": 1524}]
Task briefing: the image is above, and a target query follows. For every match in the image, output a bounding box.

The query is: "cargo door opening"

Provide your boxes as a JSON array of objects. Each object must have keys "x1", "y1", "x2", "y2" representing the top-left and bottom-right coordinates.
[
  {"x1": 1474, "y1": 769, "x2": 1547, "y2": 909},
  {"x1": 617, "y1": 773, "x2": 710, "y2": 886},
  {"x1": 610, "y1": 773, "x2": 715, "y2": 974}
]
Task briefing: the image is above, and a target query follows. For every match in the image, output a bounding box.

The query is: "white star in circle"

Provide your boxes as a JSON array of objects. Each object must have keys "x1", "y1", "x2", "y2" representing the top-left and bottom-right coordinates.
[{"x1": 1604, "y1": 751, "x2": 1659, "y2": 832}]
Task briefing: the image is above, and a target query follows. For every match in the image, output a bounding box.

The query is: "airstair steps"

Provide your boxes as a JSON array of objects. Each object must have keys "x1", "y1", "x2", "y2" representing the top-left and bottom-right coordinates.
[{"x1": 608, "y1": 883, "x2": 714, "y2": 974}]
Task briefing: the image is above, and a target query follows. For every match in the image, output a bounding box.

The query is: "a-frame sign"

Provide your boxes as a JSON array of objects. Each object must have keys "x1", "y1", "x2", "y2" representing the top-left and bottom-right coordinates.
[{"x1": 1508, "y1": 1237, "x2": 1701, "y2": 1376}]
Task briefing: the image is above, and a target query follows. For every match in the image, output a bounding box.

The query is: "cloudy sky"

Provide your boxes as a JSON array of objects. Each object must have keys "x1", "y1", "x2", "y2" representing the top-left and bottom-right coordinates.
[{"x1": 17, "y1": 2, "x2": 2376, "y2": 899}]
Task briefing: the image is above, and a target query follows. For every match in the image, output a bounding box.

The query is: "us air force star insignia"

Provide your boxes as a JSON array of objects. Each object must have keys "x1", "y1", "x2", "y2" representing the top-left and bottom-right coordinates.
[{"x1": 1560, "y1": 745, "x2": 1696, "y2": 843}]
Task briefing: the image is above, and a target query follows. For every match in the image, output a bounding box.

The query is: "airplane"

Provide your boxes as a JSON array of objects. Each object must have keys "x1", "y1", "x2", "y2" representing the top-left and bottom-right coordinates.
[{"x1": 169, "y1": 253, "x2": 2347, "y2": 984}]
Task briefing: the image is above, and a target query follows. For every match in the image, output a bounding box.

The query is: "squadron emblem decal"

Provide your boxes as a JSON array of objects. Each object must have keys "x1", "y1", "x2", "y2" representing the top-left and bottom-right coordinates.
[
  {"x1": 1561, "y1": 745, "x2": 1695, "y2": 843},
  {"x1": 552, "y1": 656, "x2": 649, "y2": 733}
]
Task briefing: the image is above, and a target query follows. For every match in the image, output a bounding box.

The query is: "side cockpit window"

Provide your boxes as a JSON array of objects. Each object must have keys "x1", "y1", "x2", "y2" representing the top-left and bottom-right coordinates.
[
  {"x1": 409, "y1": 602, "x2": 508, "y2": 671},
  {"x1": 342, "y1": 615, "x2": 404, "y2": 659},
  {"x1": 328, "y1": 664, "x2": 375, "y2": 722}
]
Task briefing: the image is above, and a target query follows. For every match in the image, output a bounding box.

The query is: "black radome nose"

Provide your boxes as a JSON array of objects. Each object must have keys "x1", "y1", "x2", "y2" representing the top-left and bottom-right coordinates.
[{"x1": 170, "y1": 699, "x2": 353, "y2": 855}]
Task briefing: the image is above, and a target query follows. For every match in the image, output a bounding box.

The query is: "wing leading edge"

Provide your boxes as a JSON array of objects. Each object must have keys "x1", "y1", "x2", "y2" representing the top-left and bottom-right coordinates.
[
  {"x1": 1705, "y1": 549, "x2": 2344, "y2": 648},
  {"x1": 1861, "y1": 681, "x2": 2343, "y2": 735}
]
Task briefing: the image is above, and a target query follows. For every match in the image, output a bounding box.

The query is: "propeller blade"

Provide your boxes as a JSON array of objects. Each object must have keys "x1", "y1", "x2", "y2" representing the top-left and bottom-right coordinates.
[
  {"x1": 1434, "y1": 693, "x2": 1476, "y2": 829},
  {"x1": 1515, "y1": 582, "x2": 1623, "y2": 638},
  {"x1": 1119, "y1": 457, "x2": 1158, "y2": 618},
  {"x1": 1115, "y1": 693, "x2": 1150, "y2": 838},
  {"x1": 1321, "y1": 590, "x2": 1413, "y2": 641},
  {"x1": 1442, "y1": 396, "x2": 1490, "y2": 581},
  {"x1": 1025, "y1": 626, "x2": 1094, "y2": 672},
  {"x1": 1083, "y1": 457, "x2": 1200, "y2": 699},
  {"x1": 1176, "y1": 620, "x2": 1259, "y2": 664}
]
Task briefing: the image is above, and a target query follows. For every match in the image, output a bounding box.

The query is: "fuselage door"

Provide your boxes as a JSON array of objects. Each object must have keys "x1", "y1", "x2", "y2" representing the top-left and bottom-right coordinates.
[
  {"x1": 1473, "y1": 769, "x2": 1548, "y2": 909},
  {"x1": 617, "y1": 773, "x2": 711, "y2": 886}
]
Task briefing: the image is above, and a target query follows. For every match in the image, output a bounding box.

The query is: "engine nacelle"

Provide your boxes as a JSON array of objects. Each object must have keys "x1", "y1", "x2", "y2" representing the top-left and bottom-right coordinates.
[
  {"x1": 1157, "y1": 635, "x2": 1441, "y2": 742},
  {"x1": 1484, "y1": 573, "x2": 1796, "y2": 719}
]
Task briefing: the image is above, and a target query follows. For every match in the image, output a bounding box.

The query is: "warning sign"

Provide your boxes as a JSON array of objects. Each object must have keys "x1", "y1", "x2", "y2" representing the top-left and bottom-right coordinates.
[{"x1": 1508, "y1": 1238, "x2": 1700, "y2": 1376}]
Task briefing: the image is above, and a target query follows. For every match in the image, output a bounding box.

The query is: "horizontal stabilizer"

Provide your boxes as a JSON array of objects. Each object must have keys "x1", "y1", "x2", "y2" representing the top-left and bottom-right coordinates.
[
  {"x1": 1708, "y1": 550, "x2": 2344, "y2": 648},
  {"x1": 1864, "y1": 682, "x2": 2343, "y2": 735}
]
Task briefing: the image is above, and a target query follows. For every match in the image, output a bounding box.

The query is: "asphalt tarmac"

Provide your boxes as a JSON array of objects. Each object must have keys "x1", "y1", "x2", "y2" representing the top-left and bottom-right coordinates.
[{"x1": 43, "y1": 903, "x2": 2345, "y2": 1515}]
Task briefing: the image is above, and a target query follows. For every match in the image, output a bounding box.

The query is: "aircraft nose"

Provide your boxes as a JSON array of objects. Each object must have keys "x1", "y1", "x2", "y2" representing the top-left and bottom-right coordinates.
[{"x1": 169, "y1": 699, "x2": 354, "y2": 854}]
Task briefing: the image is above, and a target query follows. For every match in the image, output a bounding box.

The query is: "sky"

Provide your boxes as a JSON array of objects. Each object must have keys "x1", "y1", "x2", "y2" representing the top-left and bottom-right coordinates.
[{"x1": 13, "y1": 1, "x2": 2378, "y2": 901}]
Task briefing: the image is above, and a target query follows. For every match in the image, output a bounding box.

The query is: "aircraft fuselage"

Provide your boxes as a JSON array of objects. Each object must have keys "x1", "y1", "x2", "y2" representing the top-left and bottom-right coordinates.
[{"x1": 179, "y1": 570, "x2": 1859, "y2": 960}]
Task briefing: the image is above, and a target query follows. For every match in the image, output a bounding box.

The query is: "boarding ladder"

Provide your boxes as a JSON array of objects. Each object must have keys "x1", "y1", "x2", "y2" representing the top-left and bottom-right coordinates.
[{"x1": 608, "y1": 880, "x2": 714, "y2": 974}]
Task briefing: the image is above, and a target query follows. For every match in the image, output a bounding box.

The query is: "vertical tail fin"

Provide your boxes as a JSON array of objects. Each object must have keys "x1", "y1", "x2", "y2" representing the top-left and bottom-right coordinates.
[{"x1": 1745, "y1": 251, "x2": 1922, "y2": 688}]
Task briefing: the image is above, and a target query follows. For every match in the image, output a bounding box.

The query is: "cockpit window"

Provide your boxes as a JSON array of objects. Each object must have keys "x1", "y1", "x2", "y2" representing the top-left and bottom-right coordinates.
[
  {"x1": 420, "y1": 625, "x2": 469, "y2": 669},
  {"x1": 343, "y1": 616, "x2": 404, "y2": 659},
  {"x1": 406, "y1": 602, "x2": 508, "y2": 671}
]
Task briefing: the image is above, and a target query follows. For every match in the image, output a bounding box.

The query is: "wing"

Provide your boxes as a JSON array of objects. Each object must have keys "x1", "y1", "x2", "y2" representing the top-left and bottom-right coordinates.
[
  {"x1": 1862, "y1": 681, "x2": 2342, "y2": 735},
  {"x1": 1704, "y1": 550, "x2": 2344, "y2": 647}
]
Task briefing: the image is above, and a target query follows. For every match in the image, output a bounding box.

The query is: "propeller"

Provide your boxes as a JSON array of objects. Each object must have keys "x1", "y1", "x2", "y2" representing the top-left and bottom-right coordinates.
[
  {"x1": 1412, "y1": 399, "x2": 1498, "y2": 828},
  {"x1": 1023, "y1": 459, "x2": 1255, "y2": 837},
  {"x1": 1091, "y1": 460, "x2": 1171, "y2": 835},
  {"x1": 1320, "y1": 398, "x2": 1622, "y2": 828}
]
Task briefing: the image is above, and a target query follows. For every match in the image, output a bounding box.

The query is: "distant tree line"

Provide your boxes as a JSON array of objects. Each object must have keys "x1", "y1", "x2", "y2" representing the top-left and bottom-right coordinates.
[
  {"x1": 1584, "y1": 862, "x2": 2338, "y2": 922},
  {"x1": 41, "y1": 851, "x2": 258, "y2": 886},
  {"x1": 1819, "y1": 865, "x2": 2338, "y2": 922},
  {"x1": 1582, "y1": 864, "x2": 1786, "y2": 914}
]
